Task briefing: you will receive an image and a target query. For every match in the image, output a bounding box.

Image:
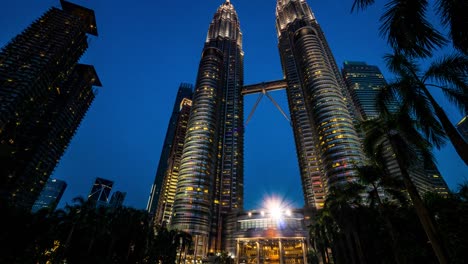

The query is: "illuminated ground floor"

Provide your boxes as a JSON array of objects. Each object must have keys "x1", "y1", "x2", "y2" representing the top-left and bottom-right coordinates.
[
  {"x1": 223, "y1": 207, "x2": 311, "y2": 264},
  {"x1": 236, "y1": 238, "x2": 307, "y2": 264}
]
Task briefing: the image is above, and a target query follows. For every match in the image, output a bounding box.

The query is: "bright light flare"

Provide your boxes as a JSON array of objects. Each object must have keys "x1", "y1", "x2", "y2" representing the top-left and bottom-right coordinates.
[{"x1": 263, "y1": 195, "x2": 292, "y2": 220}]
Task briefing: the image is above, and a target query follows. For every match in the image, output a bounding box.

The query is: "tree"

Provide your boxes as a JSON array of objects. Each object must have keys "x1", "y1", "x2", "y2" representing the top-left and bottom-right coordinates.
[
  {"x1": 361, "y1": 110, "x2": 450, "y2": 263},
  {"x1": 424, "y1": 183, "x2": 468, "y2": 263},
  {"x1": 351, "y1": 0, "x2": 468, "y2": 56},
  {"x1": 354, "y1": 156, "x2": 407, "y2": 264},
  {"x1": 325, "y1": 183, "x2": 367, "y2": 264},
  {"x1": 379, "y1": 52, "x2": 468, "y2": 165}
]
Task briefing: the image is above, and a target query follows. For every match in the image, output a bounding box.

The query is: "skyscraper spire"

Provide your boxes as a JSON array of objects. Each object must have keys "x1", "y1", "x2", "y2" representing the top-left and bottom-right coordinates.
[{"x1": 206, "y1": 0, "x2": 242, "y2": 47}]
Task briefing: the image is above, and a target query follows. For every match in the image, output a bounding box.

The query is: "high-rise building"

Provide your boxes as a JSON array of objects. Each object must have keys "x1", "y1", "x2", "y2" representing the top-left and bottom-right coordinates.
[
  {"x1": 171, "y1": 0, "x2": 244, "y2": 256},
  {"x1": 457, "y1": 115, "x2": 468, "y2": 142},
  {"x1": 0, "y1": 0, "x2": 100, "y2": 209},
  {"x1": 167, "y1": 0, "x2": 367, "y2": 257},
  {"x1": 146, "y1": 83, "x2": 193, "y2": 215},
  {"x1": 154, "y1": 98, "x2": 192, "y2": 225},
  {"x1": 275, "y1": 0, "x2": 364, "y2": 208},
  {"x1": 88, "y1": 177, "x2": 114, "y2": 205},
  {"x1": 109, "y1": 191, "x2": 126, "y2": 208},
  {"x1": 342, "y1": 61, "x2": 398, "y2": 119},
  {"x1": 31, "y1": 178, "x2": 67, "y2": 213},
  {"x1": 342, "y1": 61, "x2": 449, "y2": 196}
]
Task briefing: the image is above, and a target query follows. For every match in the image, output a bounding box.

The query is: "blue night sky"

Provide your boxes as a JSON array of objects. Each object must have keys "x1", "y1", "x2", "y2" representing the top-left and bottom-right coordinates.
[{"x1": 1, "y1": 0, "x2": 466, "y2": 210}]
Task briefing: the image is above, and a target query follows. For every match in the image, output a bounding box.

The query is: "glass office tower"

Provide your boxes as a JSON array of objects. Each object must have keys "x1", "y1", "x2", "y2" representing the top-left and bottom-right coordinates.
[
  {"x1": 342, "y1": 61, "x2": 393, "y2": 119},
  {"x1": 342, "y1": 61, "x2": 449, "y2": 196},
  {"x1": 31, "y1": 178, "x2": 67, "y2": 213},
  {"x1": 275, "y1": 0, "x2": 364, "y2": 210},
  {"x1": 147, "y1": 84, "x2": 193, "y2": 215},
  {"x1": 154, "y1": 98, "x2": 192, "y2": 225}
]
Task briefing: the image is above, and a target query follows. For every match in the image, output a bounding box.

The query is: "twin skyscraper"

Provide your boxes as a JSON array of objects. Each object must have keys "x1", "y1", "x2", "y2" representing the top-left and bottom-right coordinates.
[{"x1": 149, "y1": 0, "x2": 367, "y2": 257}]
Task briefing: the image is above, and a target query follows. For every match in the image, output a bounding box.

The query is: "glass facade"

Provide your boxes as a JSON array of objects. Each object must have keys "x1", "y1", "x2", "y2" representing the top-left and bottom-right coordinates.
[
  {"x1": 171, "y1": 47, "x2": 225, "y2": 258},
  {"x1": 229, "y1": 209, "x2": 309, "y2": 264},
  {"x1": 171, "y1": 0, "x2": 244, "y2": 256},
  {"x1": 146, "y1": 84, "x2": 193, "y2": 215},
  {"x1": 0, "y1": 1, "x2": 100, "y2": 209},
  {"x1": 276, "y1": 0, "x2": 364, "y2": 210},
  {"x1": 109, "y1": 191, "x2": 126, "y2": 208},
  {"x1": 31, "y1": 178, "x2": 67, "y2": 213},
  {"x1": 88, "y1": 177, "x2": 114, "y2": 203},
  {"x1": 154, "y1": 98, "x2": 192, "y2": 225},
  {"x1": 342, "y1": 61, "x2": 394, "y2": 120},
  {"x1": 343, "y1": 61, "x2": 449, "y2": 197}
]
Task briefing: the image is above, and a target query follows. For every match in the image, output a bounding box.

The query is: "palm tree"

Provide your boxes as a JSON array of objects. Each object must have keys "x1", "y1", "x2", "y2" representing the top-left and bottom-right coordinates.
[
  {"x1": 325, "y1": 183, "x2": 367, "y2": 264},
  {"x1": 351, "y1": 0, "x2": 467, "y2": 56},
  {"x1": 380, "y1": 52, "x2": 468, "y2": 165},
  {"x1": 354, "y1": 156, "x2": 407, "y2": 264},
  {"x1": 361, "y1": 109, "x2": 450, "y2": 263},
  {"x1": 310, "y1": 209, "x2": 338, "y2": 264}
]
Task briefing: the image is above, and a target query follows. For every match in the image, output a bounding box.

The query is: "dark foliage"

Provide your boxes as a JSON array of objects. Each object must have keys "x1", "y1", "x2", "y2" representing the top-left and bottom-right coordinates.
[{"x1": 0, "y1": 197, "x2": 191, "y2": 263}]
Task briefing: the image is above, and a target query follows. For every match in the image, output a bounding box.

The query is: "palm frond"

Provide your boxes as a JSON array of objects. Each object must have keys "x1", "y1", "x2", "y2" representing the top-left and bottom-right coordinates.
[
  {"x1": 395, "y1": 111, "x2": 437, "y2": 165},
  {"x1": 355, "y1": 165, "x2": 381, "y2": 185},
  {"x1": 361, "y1": 118, "x2": 386, "y2": 157},
  {"x1": 383, "y1": 188, "x2": 408, "y2": 206},
  {"x1": 384, "y1": 53, "x2": 420, "y2": 77},
  {"x1": 423, "y1": 54, "x2": 468, "y2": 94},
  {"x1": 409, "y1": 96, "x2": 446, "y2": 148},
  {"x1": 380, "y1": 0, "x2": 446, "y2": 57},
  {"x1": 436, "y1": 0, "x2": 468, "y2": 55},
  {"x1": 439, "y1": 87, "x2": 468, "y2": 115},
  {"x1": 376, "y1": 83, "x2": 401, "y2": 116},
  {"x1": 351, "y1": 0, "x2": 375, "y2": 12},
  {"x1": 393, "y1": 79, "x2": 447, "y2": 148}
]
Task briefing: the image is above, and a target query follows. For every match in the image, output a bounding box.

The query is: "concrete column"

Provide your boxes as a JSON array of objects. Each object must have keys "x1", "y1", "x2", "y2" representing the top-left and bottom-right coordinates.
[
  {"x1": 194, "y1": 235, "x2": 199, "y2": 260},
  {"x1": 302, "y1": 238, "x2": 308, "y2": 264},
  {"x1": 236, "y1": 240, "x2": 240, "y2": 264},
  {"x1": 256, "y1": 241, "x2": 260, "y2": 264},
  {"x1": 279, "y1": 239, "x2": 284, "y2": 264}
]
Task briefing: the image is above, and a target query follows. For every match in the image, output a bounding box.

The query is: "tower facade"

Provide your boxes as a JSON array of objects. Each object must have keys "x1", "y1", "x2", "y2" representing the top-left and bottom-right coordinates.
[
  {"x1": 109, "y1": 191, "x2": 126, "y2": 208},
  {"x1": 146, "y1": 83, "x2": 193, "y2": 215},
  {"x1": 171, "y1": 0, "x2": 244, "y2": 256},
  {"x1": 342, "y1": 61, "x2": 449, "y2": 196},
  {"x1": 0, "y1": 1, "x2": 100, "y2": 209},
  {"x1": 275, "y1": 0, "x2": 364, "y2": 209},
  {"x1": 31, "y1": 178, "x2": 67, "y2": 213},
  {"x1": 88, "y1": 177, "x2": 114, "y2": 204},
  {"x1": 342, "y1": 61, "x2": 393, "y2": 120},
  {"x1": 154, "y1": 98, "x2": 192, "y2": 225}
]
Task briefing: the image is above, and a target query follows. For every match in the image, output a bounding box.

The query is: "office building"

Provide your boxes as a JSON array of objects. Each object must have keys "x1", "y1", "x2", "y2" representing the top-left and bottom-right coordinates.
[
  {"x1": 147, "y1": 84, "x2": 193, "y2": 215},
  {"x1": 342, "y1": 61, "x2": 449, "y2": 196},
  {"x1": 109, "y1": 191, "x2": 126, "y2": 208},
  {"x1": 342, "y1": 61, "x2": 398, "y2": 119},
  {"x1": 88, "y1": 177, "x2": 113, "y2": 205},
  {"x1": 31, "y1": 178, "x2": 67, "y2": 213},
  {"x1": 0, "y1": 0, "x2": 100, "y2": 209},
  {"x1": 154, "y1": 98, "x2": 192, "y2": 225}
]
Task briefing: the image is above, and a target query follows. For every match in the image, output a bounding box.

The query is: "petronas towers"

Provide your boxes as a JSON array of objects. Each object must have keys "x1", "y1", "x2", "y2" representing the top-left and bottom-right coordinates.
[{"x1": 154, "y1": 0, "x2": 364, "y2": 256}]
